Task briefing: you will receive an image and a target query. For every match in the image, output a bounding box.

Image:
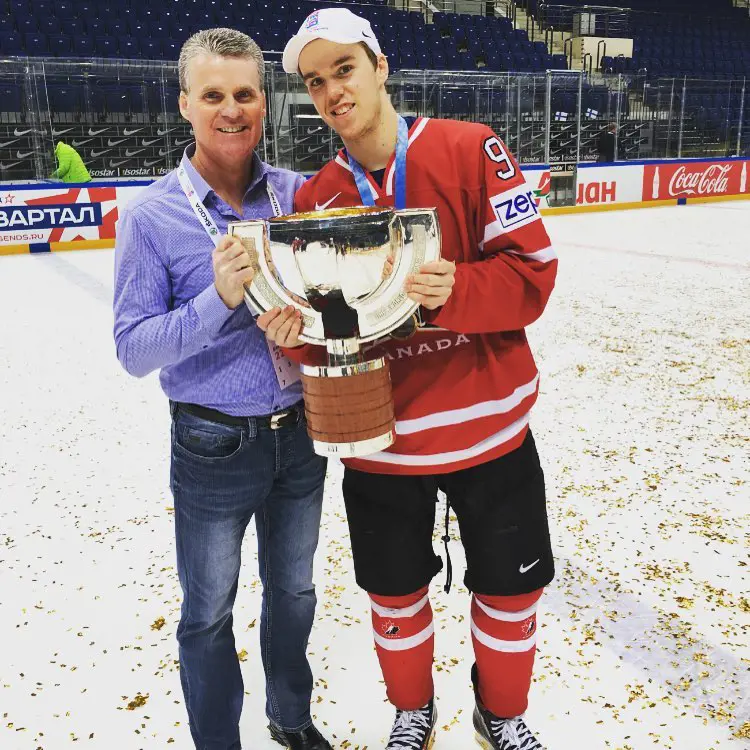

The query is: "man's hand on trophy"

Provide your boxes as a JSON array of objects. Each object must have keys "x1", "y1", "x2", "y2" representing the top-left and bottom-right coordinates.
[
  {"x1": 405, "y1": 259, "x2": 457, "y2": 310},
  {"x1": 382, "y1": 254, "x2": 394, "y2": 280},
  {"x1": 257, "y1": 306, "x2": 304, "y2": 348},
  {"x1": 213, "y1": 235, "x2": 255, "y2": 309}
]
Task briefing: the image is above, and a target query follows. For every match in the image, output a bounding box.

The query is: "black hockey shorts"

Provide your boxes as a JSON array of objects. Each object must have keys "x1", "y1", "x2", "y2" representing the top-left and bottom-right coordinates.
[{"x1": 342, "y1": 430, "x2": 555, "y2": 597}]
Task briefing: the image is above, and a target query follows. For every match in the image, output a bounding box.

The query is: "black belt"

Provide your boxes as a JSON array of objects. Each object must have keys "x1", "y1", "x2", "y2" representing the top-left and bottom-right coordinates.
[{"x1": 175, "y1": 402, "x2": 301, "y2": 431}]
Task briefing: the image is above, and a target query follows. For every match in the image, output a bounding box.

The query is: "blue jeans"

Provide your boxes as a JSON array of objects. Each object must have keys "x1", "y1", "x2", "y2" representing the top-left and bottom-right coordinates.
[{"x1": 169, "y1": 403, "x2": 327, "y2": 750}]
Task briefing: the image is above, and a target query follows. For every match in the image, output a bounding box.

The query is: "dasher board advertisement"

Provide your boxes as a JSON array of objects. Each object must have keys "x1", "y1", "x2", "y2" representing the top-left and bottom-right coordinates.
[{"x1": 643, "y1": 160, "x2": 749, "y2": 202}]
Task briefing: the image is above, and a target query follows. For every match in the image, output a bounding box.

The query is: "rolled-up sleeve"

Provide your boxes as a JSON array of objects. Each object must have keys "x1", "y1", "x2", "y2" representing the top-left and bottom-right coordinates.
[{"x1": 113, "y1": 207, "x2": 233, "y2": 378}]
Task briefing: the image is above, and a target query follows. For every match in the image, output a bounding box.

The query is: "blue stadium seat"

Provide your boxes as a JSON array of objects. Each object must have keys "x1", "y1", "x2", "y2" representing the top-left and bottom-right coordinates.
[
  {"x1": 25, "y1": 33, "x2": 49, "y2": 55},
  {"x1": 17, "y1": 17, "x2": 38, "y2": 35},
  {"x1": 0, "y1": 84, "x2": 23, "y2": 114},
  {"x1": 60, "y1": 19, "x2": 85, "y2": 36},
  {"x1": 70, "y1": 36, "x2": 95, "y2": 56},
  {"x1": 46, "y1": 83, "x2": 84, "y2": 113},
  {"x1": 140, "y1": 39, "x2": 164, "y2": 58},
  {"x1": 104, "y1": 86, "x2": 130, "y2": 113},
  {"x1": 0, "y1": 32, "x2": 23, "y2": 55},
  {"x1": 119, "y1": 37, "x2": 140, "y2": 57},
  {"x1": 49, "y1": 34, "x2": 73, "y2": 56},
  {"x1": 95, "y1": 36, "x2": 119, "y2": 56}
]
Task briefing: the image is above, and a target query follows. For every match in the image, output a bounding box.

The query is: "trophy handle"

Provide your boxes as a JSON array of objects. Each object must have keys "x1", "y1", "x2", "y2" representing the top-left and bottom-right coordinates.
[
  {"x1": 350, "y1": 208, "x2": 441, "y2": 342},
  {"x1": 229, "y1": 220, "x2": 325, "y2": 342}
]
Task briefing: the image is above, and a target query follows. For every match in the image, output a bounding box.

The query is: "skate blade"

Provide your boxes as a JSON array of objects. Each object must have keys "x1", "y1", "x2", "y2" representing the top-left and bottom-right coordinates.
[
  {"x1": 427, "y1": 728, "x2": 437, "y2": 748},
  {"x1": 475, "y1": 731, "x2": 493, "y2": 749}
]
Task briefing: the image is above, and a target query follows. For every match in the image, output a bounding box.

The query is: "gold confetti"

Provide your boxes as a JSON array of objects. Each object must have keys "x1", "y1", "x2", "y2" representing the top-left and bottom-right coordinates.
[{"x1": 125, "y1": 693, "x2": 149, "y2": 711}]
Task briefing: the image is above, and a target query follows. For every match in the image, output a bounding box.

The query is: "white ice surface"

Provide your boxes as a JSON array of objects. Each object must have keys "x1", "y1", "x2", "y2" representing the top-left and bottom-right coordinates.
[{"x1": 1, "y1": 202, "x2": 748, "y2": 750}]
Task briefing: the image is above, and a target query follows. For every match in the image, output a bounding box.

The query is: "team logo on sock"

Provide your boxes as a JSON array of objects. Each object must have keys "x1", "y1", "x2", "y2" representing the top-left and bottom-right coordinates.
[
  {"x1": 521, "y1": 617, "x2": 536, "y2": 638},
  {"x1": 383, "y1": 620, "x2": 400, "y2": 637}
]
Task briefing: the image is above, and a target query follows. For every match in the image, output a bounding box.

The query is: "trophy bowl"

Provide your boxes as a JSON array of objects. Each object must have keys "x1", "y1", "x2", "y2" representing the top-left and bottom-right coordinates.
[{"x1": 228, "y1": 206, "x2": 441, "y2": 458}]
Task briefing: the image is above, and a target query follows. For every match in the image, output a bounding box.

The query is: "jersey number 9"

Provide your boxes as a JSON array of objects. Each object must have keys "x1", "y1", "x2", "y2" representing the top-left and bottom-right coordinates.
[{"x1": 483, "y1": 136, "x2": 516, "y2": 181}]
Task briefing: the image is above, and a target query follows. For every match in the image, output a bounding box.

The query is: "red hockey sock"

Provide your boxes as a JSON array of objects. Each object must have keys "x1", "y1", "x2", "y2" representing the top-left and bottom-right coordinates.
[
  {"x1": 471, "y1": 588, "x2": 544, "y2": 718},
  {"x1": 369, "y1": 586, "x2": 435, "y2": 710}
]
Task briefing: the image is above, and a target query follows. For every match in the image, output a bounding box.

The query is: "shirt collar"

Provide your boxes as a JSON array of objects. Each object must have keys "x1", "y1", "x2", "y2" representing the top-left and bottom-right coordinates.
[{"x1": 180, "y1": 143, "x2": 270, "y2": 204}]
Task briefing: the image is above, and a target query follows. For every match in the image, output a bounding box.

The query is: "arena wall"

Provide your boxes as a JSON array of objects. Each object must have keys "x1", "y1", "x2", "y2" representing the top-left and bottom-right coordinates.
[{"x1": 1, "y1": 158, "x2": 748, "y2": 255}]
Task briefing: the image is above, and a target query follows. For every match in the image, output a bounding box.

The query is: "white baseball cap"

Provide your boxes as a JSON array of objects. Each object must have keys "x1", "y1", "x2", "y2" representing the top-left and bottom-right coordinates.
[{"x1": 282, "y1": 7, "x2": 382, "y2": 74}]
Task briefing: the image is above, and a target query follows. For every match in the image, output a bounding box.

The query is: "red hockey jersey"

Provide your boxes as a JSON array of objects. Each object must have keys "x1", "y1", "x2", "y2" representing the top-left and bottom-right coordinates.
[{"x1": 290, "y1": 116, "x2": 557, "y2": 475}]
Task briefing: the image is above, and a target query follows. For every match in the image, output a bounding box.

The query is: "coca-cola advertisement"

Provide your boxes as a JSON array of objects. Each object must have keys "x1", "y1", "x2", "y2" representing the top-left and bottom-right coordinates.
[{"x1": 642, "y1": 160, "x2": 749, "y2": 201}]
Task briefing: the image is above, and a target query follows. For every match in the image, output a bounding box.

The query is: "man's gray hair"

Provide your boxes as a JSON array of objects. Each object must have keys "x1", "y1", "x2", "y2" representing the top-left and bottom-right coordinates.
[{"x1": 178, "y1": 28, "x2": 265, "y2": 93}]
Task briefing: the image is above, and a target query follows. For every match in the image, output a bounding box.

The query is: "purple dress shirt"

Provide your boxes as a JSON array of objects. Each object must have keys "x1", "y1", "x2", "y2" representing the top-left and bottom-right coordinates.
[{"x1": 113, "y1": 146, "x2": 306, "y2": 416}]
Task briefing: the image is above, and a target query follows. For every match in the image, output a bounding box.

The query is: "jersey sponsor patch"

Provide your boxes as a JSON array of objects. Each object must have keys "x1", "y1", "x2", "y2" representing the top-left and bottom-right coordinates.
[{"x1": 489, "y1": 184, "x2": 541, "y2": 232}]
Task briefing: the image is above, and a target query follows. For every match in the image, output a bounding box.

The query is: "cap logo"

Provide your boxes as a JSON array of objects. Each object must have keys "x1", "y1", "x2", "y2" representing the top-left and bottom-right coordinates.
[{"x1": 305, "y1": 11, "x2": 320, "y2": 29}]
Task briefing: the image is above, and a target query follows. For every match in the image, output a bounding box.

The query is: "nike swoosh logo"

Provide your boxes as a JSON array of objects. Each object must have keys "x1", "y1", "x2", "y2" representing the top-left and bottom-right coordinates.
[
  {"x1": 107, "y1": 138, "x2": 127, "y2": 147},
  {"x1": 109, "y1": 159, "x2": 130, "y2": 168},
  {"x1": 125, "y1": 148, "x2": 146, "y2": 157},
  {"x1": 0, "y1": 161, "x2": 23, "y2": 169},
  {"x1": 52, "y1": 127, "x2": 75, "y2": 136},
  {"x1": 174, "y1": 137, "x2": 193, "y2": 146},
  {"x1": 156, "y1": 127, "x2": 175, "y2": 136},
  {"x1": 72, "y1": 138, "x2": 94, "y2": 147},
  {"x1": 90, "y1": 148, "x2": 113, "y2": 158},
  {"x1": 144, "y1": 158, "x2": 162, "y2": 167},
  {"x1": 0, "y1": 139, "x2": 20, "y2": 148},
  {"x1": 123, "y1": 127, "x2": 144, "y2": 136},
  {"x1": 141, "y1": 137, "x2": 160, "y2": 146},
  {"x1": 519, "y1": 559, "x2": 540, "y2": 574},
  {"x1": 13, "y1": 128, "x2": 34, "y2": 136},
  {"x1": 315, "y1": 193, "x2": 341, "y2": 211},
  {"x1": 15, "y1": 151, "x2": 35, "y2": 159},
  {"x1": 88, "y1": 127, "x2": 109, "y2": 136}
]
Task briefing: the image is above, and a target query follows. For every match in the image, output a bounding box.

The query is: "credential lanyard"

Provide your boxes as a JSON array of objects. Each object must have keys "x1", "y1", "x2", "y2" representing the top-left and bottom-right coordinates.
[
  {"x1": 177, "y1": 159, "x2": 283, "y2": 231},
  {"x1": 347, "y1": 115, "x2": 408, "y2": 210}
]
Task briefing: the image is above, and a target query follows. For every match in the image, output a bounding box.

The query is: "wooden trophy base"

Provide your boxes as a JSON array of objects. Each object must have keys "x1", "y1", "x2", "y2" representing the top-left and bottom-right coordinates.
[{"x1": 300, "y1": 357, "x2": 395, "y2": 458}]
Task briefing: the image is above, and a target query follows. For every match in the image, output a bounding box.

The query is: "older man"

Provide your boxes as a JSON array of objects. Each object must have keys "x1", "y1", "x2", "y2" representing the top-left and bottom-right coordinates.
[{"x1": 113, "y1": 29, "x2": 330, "y2": 750}]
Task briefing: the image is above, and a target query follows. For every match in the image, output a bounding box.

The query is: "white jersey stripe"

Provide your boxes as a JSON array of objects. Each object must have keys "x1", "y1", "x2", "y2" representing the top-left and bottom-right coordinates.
[
  {"x1": 359, "y1": 410, "x2": 531, "y2": 467},
  {"x1": 370, "y1": 593, "x2": 430, "y2": 619},
  {"x1": 474, "y1": 596, "x2": 538, "y2": 623},
  {"x1": 480, "y1": 220, "x2": 551, "y2": 252},
  {"x1": 504, "y1": 245, "x2": 558, "y2": 263},
  {"x1": 335, "y1": 154, "x2": 352, "y2": 172},
  {"x1": 471, "y1": 620, "x2": 537, "y2": 653},
  {"x1": 373, "y1": 622, "x2": 434, "y2": 651},
  {"x1": 386, "y1": 117, "x2": 430, "y2": 196},
  {"x1": 396, "y1": 374, "x2": 539, "y2": 436}
]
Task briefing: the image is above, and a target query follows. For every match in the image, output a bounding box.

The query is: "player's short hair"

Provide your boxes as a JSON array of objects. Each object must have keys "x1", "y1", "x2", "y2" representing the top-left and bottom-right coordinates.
[
  {"x1": 360, "y1": 42, "x2": 379, "y2": 69},
  {"x1": 179, "y1": 28, "x2": 265, "y2": 93}
]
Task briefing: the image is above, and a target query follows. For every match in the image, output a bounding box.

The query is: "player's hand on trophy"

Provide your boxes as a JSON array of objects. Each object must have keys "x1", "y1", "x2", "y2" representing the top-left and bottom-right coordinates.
[
  {"x1": 257, "y1": 306, "x2": 304, "y2": 348},
  {"x1": 213, "y1": 235, "x2": 255, "y2": 309},
  {"x1": 406, "y1": 259, "x2": 456, "y2": 310}
]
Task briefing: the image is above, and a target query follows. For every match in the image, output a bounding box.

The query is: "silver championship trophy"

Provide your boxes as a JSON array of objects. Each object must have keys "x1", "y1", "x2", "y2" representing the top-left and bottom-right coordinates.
[{"x1": 228, "y1": 206, "x2": 441, "y2": 458}]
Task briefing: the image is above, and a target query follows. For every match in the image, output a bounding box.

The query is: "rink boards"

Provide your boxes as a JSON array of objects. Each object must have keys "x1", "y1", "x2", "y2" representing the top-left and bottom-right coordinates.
[{"x1": 1, "y1": 157, "x2": 748, "y2": 255}]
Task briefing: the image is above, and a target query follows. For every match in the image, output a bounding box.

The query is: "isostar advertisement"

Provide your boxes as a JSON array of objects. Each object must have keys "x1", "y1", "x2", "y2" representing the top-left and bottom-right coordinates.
[{"x1": 642, "y1": 160, "x2": 749, "y2": 202}]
